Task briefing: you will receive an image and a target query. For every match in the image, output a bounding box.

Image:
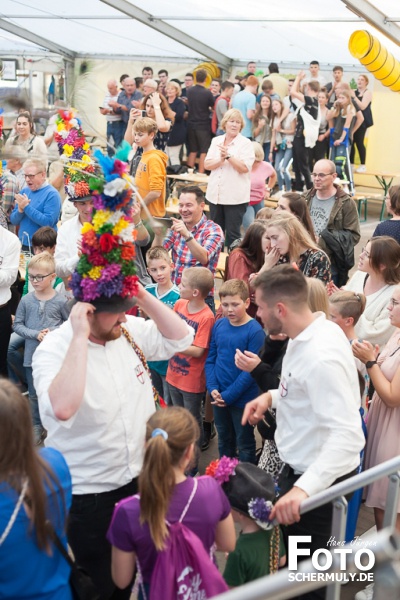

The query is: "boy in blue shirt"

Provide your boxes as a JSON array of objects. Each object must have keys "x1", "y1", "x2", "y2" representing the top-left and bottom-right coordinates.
[
  {"x1": 145, "y1": 246, "x2": 180, "y2": 404},
  {"x1": 205, "y1": 279, "x2": 265, "y2": 464}
]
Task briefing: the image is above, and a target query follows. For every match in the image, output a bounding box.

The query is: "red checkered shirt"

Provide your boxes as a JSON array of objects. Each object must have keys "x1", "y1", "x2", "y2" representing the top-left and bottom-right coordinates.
[{"x1": 163, "y1": 213, "x2": 224, "y2": 297}]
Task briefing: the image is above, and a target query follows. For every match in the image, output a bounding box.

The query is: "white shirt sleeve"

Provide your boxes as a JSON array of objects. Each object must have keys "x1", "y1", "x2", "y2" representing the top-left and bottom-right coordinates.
[{"x1": 294, "y1": 356, "x2": 364, "y2": 496}]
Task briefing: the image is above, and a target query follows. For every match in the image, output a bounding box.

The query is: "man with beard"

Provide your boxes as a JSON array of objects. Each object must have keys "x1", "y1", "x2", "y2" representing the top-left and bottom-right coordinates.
[
  {"x1": 242, "y1": 264, "x2": 364, "y2": 600},
  {"x1": 32, "y1": 148, "x2": 194, "y2": 599}
]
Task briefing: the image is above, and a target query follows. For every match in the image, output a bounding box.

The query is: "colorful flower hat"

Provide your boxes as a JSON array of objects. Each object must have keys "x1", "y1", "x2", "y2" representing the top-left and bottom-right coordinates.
[
  {"x1": 69, "y1": 149, "x2": 139, "y2": 312},
  {"x1": 206, "y1": 457, "x2": 277, "y2": 530},
  {"x1": 54, "y1": 108, "x2": 95, "y2": 202}
]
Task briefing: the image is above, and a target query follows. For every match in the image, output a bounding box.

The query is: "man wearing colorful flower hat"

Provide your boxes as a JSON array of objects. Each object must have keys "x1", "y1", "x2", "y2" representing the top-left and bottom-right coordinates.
[{"x1": 33, "y1": 147, "x2": 194, "y2": 599}]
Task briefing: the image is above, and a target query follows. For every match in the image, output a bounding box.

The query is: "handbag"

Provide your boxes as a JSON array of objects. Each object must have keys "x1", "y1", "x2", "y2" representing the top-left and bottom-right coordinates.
[
  {"x1": 51, "y1": 528, "x2": 100, "y2": 600},
  {"x1": 256, "y1": 409, "x2": 277, "y2": 441}
]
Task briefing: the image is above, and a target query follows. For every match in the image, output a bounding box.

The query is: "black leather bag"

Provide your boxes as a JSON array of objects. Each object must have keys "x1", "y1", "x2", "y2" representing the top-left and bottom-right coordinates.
[
  {"x1": 51, "y1": 529, "x2": 100, "y2": 600},
  {"x1": 256, "y1": 409, "x2": 277, "y2": 441}
]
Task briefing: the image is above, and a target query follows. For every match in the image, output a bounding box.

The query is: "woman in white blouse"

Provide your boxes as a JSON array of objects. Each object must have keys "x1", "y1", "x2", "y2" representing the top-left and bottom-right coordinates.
[
  {"x1": 328, "y1": 236, "x2": 400, "y2": 347},
  {"x1": 205, "y1": 108, "x2": 255, "y2": 248},
  {"x1": 4, "y1": 111, "x2": 47, "y2": 163}
]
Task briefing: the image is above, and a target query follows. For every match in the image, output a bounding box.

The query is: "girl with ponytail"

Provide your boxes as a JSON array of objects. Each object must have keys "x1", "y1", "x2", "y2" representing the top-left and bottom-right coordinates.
[{"x1": 108, "y1": 407, "x2": 235, "y2": 597}]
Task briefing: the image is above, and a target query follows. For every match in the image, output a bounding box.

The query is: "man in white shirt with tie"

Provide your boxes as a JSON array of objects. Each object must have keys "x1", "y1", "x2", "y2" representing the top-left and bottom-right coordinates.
[{"x1": 243, "y1": 264, "x2": 365, "y2": 600}]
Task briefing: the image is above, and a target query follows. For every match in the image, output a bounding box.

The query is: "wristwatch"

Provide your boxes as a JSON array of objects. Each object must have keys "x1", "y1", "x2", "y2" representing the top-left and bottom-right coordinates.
[
  {"x1": 365, "y1": 360, "x2": 377, "y2": 369},
  {"x1": 185, "y1": 235, "x2": 194, "y2": 243}
]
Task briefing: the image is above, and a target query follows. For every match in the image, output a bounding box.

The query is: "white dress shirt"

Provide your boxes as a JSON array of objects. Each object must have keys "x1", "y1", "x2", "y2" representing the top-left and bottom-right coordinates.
[
  {"x1": 270, "y1": 313, "x2": 365, "y2": 496},
  {"x1": 55, "y1": 213, "x2": 82, "y2": 279},
  {"x1": 205, "y1": 134, "x2": 255, "y2": 206},
  {"x1": 33, "y1": 316, "x2": 194, "y2": 494},
  {"x1": 0, "y1": 227, "x2": 21, "y2": 305}
]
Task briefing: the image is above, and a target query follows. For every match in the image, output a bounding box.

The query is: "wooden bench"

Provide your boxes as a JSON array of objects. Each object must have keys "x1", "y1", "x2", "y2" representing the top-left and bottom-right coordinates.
[
  {"x1": 215, "y1": 252, "x2": 228, "y2": 280},
  {"x1": 353, "y1": 192, "x2": 386, "y2": 221}
]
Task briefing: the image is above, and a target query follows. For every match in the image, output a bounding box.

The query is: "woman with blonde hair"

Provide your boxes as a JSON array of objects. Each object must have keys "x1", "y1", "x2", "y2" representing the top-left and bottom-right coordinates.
[
  {"x1": 205, "y1": 108, "x2": 255, "y2": 248},
  {"x1": 0, "y1": 380, "x2": 72, "y2": 599},
  {"x1": 266, "y1": 212, "x2": 331, "y2": 283},
  {"x1": 307, "y1": 278, "x2": 330, "y2": 317},
  {"x1": 108, "y1": 407, "x2": 235, "y2": 599}
]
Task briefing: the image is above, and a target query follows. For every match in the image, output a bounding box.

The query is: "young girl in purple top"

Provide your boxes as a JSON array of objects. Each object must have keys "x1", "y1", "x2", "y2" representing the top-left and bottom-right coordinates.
[{"x1": 107, "y1": 407, "x2": 236, "y2": 598}]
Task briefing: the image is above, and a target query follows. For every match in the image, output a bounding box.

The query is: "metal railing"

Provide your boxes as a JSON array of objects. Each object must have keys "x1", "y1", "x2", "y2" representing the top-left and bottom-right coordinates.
[{"x1": 215, "y1": 455, "x2": 400, "y2": 600}]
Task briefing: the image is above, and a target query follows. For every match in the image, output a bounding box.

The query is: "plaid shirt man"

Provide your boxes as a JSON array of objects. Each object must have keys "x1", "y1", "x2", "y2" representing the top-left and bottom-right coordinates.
[{"x1": 163, "y1": 213, "x2": 224, "y2": 297}]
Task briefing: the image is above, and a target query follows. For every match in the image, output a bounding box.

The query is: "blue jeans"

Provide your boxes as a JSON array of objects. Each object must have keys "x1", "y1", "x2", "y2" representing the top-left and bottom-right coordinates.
[
  {"x1": 263, "y1": 141, "x2": 271, "y2": 162},
  {"x1": 330, "y1": 143, "x2": 351, "y2": 182},
  {"x1": 274, "y1": 146, "x2": 293, "y2": 191},
  {"x1": 242, "y1": 202, "x2": 263, "y2": 230},
  {"x1": 213, "y1": 404, "x2": 256, "y2": 464},
  {"x1": 7, "y1": 332, "x2": 26, "y2": 386},
  {"x1": 106, "y1": 120, "x2": 124, "y2": 156},
  {"x1": 168, "y1": 383, "x2": 204, "y2": 449},
  {"x1": 150, "y1": 368, "x2": 171, "y2": 406},
  {"x1": 25, "y1": 366, "x2": 42, "y2": 428}
]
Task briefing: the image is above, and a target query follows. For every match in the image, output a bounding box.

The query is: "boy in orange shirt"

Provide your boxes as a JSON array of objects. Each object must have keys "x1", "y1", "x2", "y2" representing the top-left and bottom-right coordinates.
[
  {"x1": 166, "y1": 266, "x2": 215, "y2": 453},
  {"x1": 133, "y1": 117, "x2": 168, "y2": 218}
]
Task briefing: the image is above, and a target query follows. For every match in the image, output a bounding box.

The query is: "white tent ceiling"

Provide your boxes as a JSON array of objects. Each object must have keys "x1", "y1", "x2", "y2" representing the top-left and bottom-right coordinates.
[{"x1": 0, "y1": 0, "x2": 399, "y2": 69}]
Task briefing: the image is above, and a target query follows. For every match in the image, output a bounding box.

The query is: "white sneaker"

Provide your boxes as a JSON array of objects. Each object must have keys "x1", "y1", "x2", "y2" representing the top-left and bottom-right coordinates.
[
  {"x1": 356, "y1": 165, "x2": 367, "y2": 173},
  {"x1": 355, "y1": 583, "x2": 374, "y2": 600}
]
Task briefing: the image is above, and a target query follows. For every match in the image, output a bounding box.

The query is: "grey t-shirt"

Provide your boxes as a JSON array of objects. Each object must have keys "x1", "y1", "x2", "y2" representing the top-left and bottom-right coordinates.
[
  {"x1": 13, "y1": 292, "x2": 70, "y2": 367},
  {"x1": 309, "y1": 195, "x2": 336, "y2": 236}
]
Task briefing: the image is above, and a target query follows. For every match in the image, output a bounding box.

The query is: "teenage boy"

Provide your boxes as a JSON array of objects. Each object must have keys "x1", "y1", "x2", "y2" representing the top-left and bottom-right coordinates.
[
  {"x1": 166, "y1": 266, "x2": 215, "y2": 447},
  {"x1": 134, "y1": 117, "x2": 168, "y2": 218},
  {"x1": 145, "y1": 246, "x2": 180, "y2": 404},
  {"x1": 13, "y1": 252, "x2": 69, "y2": 444},
  {"x1": 205, "y1": 279, "x2": 265, "y2": 464},
  {"x1": 212, "y1": 81, "x2": 235, "y2": 136}
]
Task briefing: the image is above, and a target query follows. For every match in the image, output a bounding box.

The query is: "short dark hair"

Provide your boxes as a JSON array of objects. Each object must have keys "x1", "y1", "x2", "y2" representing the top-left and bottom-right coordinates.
[
  {"x1": 247, "y1": 61, "x2": 256, "y2": 68},
  {"x1": 142, "y1": 66, "x2": 153, "y2": 74},
  {"x1": 119, "y1": 73, "x2": 129, "y2": 83},
  {"x1": 185, "y1": 73, "x2": 194, "y2": 78},
  {"x1": 268, "y1": 62, "x2": 279, "y2": 73},
  {"x1": 179, "y1": 186, "x2": 205, "y2": 204},
  {"x1": 221, "y1": 81, "x2": 234, "y2": 92},
  {"x1": 158, "y1": 69, "x2": 168, "y2": 76},
  {"x1": 254, "y1": 264, "x2": 308, "y2": 307},
  {"x1": 195, "y1": 69, "x2": 207, "y2": 83},
  {"x1": 135, "y1": 77, "x2": 143, "y2": 87},
  {"x1": 32, "y1": 226, "x2": 57, "y2": 248},
  {"x1": 219, "y1": 279, "x2": 249, "y2": 302},
  {"x1": 333, "y1": 65, "x2": 343, "y2": 72},
  {"x1": 310, "y1": 60, "x2": 320, "y2": 66},
  {"x1": 288, "y1": 78, "x2": 295, "y2": 83}
]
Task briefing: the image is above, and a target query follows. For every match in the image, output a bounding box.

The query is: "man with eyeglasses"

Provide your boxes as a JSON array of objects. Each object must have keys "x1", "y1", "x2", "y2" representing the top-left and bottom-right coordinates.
[
  {"x1": 10, "y1": 158, "x2": 61, "y2": 252},
  {"x1": 303, "y1": 159, "x2": 360, "y2": 286}
]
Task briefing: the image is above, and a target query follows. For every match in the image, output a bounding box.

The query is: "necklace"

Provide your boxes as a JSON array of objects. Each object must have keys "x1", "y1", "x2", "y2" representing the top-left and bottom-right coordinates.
[{"x1": 0, "y1": 478, "x2": 28, "y2": 546}]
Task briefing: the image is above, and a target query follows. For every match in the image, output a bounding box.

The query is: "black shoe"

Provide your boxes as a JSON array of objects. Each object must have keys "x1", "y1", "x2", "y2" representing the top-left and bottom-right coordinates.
[
  {"x1": 210, "y1": 421, "x2": 216, "y2": 439},
  {"x1": 201, "y1": 421, "x2": 216, "y2": 451}
]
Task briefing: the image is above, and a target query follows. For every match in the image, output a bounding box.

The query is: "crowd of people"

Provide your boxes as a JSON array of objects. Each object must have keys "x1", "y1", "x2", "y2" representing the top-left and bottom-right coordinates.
[{"x1": 0, "y1": 59, "x2": 395, "y2": 600}]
